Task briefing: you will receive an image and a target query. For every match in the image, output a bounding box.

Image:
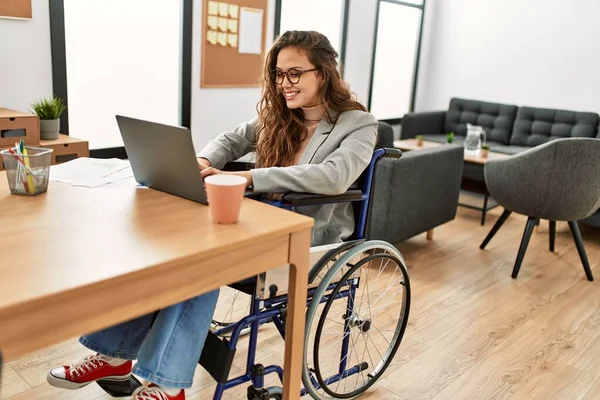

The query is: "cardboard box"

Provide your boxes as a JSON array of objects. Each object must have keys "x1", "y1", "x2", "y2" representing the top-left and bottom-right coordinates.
[
  {"x1": 0, "y1": 108, "x2": 40, "y2": 148},
  {"x1": 40, "y1": 134, "x2": 89, "y2": 165},
  {"x1": 1, "y1": 134, "x2": 89, "y2": 171}
]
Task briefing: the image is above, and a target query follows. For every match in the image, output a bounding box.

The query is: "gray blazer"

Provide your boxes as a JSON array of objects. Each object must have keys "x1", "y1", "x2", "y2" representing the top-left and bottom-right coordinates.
[{"x1": 197, "y1": 109, "x2": 378, "y2": 246}]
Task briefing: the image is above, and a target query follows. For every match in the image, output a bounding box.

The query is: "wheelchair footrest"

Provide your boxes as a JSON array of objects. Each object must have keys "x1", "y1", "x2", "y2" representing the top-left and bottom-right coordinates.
[
  {"x1": 97, "y1": 375, "x2": 142, "y2": 397},
  {"x1": 199, "y1": 331, "x2": 236, "y2": 383}
]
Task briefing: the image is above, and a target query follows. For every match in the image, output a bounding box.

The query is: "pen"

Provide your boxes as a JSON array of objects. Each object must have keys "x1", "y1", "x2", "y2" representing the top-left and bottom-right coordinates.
[{"x1": 22, "y1": 146, "x2": 35, "y2": 194}]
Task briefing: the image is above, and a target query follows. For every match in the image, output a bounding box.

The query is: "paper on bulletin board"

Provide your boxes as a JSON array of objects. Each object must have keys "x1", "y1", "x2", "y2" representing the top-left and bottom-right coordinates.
[
  {"x1": 238, "y1": 7, "x2": 263, "y2": 55},
  {"x1": 228, "y1": 19, "x2": 238, "y2": 33},
  {"x1": 218, "y1": 2, "x2": 229, "y2": 16},
  {"x1": 208, "y1": 1, "x2": 218, "y2": 15},
  {"x1": 218, "y1": 17, "x2": 228, "y2": 31},
  {"x1": 207, "y1": 30, "x2": 218, "y2": 44},
  {"x1": 217, "y1": 32, "x2": 228, "y2": 46},
  {"x1": 228, "y1": 4, "x2": 239, "y2": 18},
  {"x1": 228, "y1": 33, "x2": 238, "y2": 47},
  {"x1": 207, "y1": 15, "x2": 218, "y2": 30}
]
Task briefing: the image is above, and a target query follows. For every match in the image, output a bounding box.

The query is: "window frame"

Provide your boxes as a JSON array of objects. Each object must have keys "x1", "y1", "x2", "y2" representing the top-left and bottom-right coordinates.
[
  {"x1": 367, "y1": 0, "x2": 427, "y2": 124},
  {"x1": 49, "y1": 0, "x2": 193, "y2": 158}
]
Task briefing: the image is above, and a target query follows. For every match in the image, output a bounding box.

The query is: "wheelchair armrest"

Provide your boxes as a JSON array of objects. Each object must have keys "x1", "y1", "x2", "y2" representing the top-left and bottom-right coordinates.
[
  {"x1": 280, "y1": 190, "x2": 364, "y2": 207},
  {"x1": 222, "y1": 161, "x2": 255, "y2": 171}
]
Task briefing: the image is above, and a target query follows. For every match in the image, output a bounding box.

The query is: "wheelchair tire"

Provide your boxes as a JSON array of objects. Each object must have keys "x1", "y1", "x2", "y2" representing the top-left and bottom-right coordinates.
[{"x1": 302, "y1": 241, "x2": 410, "y2": 399}]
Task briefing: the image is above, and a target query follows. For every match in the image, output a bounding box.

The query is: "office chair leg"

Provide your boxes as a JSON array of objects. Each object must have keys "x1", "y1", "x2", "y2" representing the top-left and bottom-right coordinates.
[
  {"x1": 568, "y1": 221, "x2": 594, "y2": 281},
  {"x1": 549, "y1": 221, "x2": 556, "y2": 252},
  {"x1": 512, "y1": 217, "x2": 537, "y2": 279},
  {"x1": 481, "y1": 194, "x2": 489, "y2": 225},
  {"x1": 480, "y1": 209, "x2": 512, "y2": 249}
]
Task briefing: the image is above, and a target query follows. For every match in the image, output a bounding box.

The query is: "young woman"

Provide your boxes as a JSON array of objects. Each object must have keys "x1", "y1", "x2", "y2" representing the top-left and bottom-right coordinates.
[{"x1": 47, "y1": 30, "x2": 378, "y2": 399}]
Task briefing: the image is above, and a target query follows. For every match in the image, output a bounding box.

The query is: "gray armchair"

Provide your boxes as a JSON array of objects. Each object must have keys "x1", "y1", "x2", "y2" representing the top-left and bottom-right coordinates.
[
  {"x1": 479, "y1": 138, "x2": 600, "y2": 281},
  {"x1": 366, "y1": 144, "x2": 464, "y2": 244}
]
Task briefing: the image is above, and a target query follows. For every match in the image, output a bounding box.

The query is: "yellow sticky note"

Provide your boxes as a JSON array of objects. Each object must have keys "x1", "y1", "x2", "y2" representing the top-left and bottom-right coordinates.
[
  {"x1": 218, "y1": 17, "x2": 228, "y2": 32},
  {"x1": 228, "y1": 33, "x2": 238, "y2": 47},
  {"x1": 218, "y1": 2, "x2": 229, "y2": 17},
  {"x1": 208, "y1": 1, "x2": 218, "y2": 15},
  {"x1": 217, "y1": 32, "x2": 228, "y2": 46},
  {"x1": 207, "y1": 15, "x2": 218, "y2": 30},
  {"x1": 227, "y1": 18, "x2": 238, "y2": 33},
  {"x1": 228, "y1": 4, "x2": 239, "y2": 18},
  {"x1": 207, "y1": 30, "x2": 218, "y2": 45}
]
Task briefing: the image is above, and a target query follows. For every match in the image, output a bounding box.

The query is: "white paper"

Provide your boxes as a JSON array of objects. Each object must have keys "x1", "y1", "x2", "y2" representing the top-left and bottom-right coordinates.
[
  {"x1": 49, "y1": 157, "x2": 132, "y2": 187},
  {"x1": 76, "y1": 165, "x2": 136, "y2": 188},
  {"x1": 238, "y1": 7, "x2": 263, "y2": 54}
]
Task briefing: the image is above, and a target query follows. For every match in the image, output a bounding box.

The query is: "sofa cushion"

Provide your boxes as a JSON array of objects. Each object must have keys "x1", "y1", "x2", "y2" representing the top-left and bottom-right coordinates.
[
  {"x1": 444, "y1": 98, "x2": 518, "y2": 145},
  {"x1": 511, "y1": 107, "x2": 600, "y2": 146}
]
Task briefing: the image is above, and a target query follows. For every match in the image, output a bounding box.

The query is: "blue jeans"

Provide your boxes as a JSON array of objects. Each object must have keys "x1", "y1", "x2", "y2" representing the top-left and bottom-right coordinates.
[{"x1": 80, "y1": 289, "x2": 219, "y2": 388}]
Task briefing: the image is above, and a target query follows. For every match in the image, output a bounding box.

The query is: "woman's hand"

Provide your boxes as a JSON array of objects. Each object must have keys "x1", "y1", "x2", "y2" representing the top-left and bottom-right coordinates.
[
  {"x1": 201, "y1": 167, "x2": 253, "y2": 187},
  {"x1": 197, "y1": 157, "x2": 211, "y2": 171}
]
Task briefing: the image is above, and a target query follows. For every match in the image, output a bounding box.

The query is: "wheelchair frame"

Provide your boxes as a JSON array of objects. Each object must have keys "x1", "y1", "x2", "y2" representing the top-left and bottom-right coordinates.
[{"x1": 202, "y1": 148, "x2": 409, "y2": 399}]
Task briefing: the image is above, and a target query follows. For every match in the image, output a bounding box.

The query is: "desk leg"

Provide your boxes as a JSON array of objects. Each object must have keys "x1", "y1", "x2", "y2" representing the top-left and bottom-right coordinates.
[
  {"x1": 282, "y1": 228, "x2": 310, "y2": 400},
  {"x1": 0, "y1": 348, "x2": 3, "y2": 398}
]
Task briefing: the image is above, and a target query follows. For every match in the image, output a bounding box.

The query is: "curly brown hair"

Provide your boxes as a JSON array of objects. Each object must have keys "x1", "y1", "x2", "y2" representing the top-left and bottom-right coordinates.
[{"x1": 255, "y1": 30, "x2": 366, "y2": 168}]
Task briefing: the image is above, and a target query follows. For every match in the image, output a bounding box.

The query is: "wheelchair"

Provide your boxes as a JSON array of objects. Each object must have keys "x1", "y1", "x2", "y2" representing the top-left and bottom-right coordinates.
[
  {"x1": 95, "y1": 148, "x2": 410, "y2": 400},
  {"x1": 204, "y1": 147, "x2": 411, "y2": 399}
]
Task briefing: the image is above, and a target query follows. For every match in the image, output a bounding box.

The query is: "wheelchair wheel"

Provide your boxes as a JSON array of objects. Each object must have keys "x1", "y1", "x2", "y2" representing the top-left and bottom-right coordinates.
[
  {"x1": 211, "y1": 286, "x2": 252, "y2": 336},
  {"x1": 302, "y1": 241, "x2": 410, "y2": 399}
]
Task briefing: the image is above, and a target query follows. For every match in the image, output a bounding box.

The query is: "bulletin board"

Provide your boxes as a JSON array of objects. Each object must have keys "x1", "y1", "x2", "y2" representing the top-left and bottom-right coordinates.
[
  {"x1": 201, "y1": 0, "x2": 269, "y2": 88},
  {"x1": 0, "y1": 0, "x2": 32, "y2": 19}
]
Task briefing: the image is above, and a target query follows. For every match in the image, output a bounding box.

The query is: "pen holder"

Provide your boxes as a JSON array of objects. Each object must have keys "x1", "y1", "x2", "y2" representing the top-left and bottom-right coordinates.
[{"x1": 1, "y1": 147, "x2": 53, "y2": 196}]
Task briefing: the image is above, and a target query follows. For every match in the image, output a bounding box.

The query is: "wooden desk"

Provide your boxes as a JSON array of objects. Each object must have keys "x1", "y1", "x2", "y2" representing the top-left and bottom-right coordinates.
[{"x1": 0, "y1": 175, "x2": 313, "y2": 399}]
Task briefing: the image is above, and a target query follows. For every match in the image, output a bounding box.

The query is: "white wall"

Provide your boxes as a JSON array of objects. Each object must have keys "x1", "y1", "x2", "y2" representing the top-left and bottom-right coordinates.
[
  {"x1": 190, "y1": 0, "x2": 275, "y2": 150},
  {"x1": 416, "y1": 0, "x2": 600, "y2": 114},
  {"x1": 0, "y1": 0, "x2": 53, "y2": 112}
]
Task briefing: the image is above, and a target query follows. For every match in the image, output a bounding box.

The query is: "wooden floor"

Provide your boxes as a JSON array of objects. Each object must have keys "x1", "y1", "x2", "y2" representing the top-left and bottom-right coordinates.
[{"x1": 3, "y1": 206, "x2": 600, "y2": 399}]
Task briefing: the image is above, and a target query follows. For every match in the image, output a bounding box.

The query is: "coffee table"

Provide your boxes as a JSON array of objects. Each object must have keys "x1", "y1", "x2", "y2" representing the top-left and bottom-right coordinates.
[{"x1": 393, "y1": 138, "x2": 511, "y2": 224}]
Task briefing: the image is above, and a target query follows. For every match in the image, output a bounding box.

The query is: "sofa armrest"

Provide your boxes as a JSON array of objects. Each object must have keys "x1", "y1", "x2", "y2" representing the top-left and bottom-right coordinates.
[
  {"x1": 401, "y1": 111, "x2": 446, "y2": 139},
  {"x1": 366, "y1": 145, "x2": 464, "y2": 243}
]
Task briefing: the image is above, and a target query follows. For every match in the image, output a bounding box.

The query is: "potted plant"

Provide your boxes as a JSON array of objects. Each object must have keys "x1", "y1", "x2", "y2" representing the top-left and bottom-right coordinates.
[
  {"x1": 446, "y1": 132, "x2": 455, "y2": 144},
  {"x1": 29, "y1": 96, "x2": 66, "y2": 140},
  {"x1": 415, "y1": 135, "x2": 424, "y2": 147},
  {"x1": 480, "y1": 143, "x2": 491, "y2": 158}
]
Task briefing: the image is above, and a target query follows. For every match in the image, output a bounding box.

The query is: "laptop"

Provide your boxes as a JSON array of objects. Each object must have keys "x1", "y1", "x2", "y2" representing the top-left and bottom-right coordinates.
[{"x1": 115, "y1": 115, "x2": 208, "y2": 204}]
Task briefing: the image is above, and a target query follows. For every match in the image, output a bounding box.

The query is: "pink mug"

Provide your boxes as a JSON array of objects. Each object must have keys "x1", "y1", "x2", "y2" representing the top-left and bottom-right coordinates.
[{"x1": 204, "y1": 174, "x2": 248, "y2": 224}]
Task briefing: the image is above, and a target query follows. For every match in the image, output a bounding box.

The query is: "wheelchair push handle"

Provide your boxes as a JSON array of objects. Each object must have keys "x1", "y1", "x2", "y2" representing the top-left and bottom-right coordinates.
[{"x1": 380, "y1": 147, "x2": 402, "y2": 159}]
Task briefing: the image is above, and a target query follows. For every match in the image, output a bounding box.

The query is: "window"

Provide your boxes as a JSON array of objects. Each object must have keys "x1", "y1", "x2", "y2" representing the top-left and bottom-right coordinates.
[
  {"x1": 54, "y1": 0, "x2": 189, "y2": 152},
  {"x1": 277, "y1": 0, "x2": 348, "y2": 62},
  {"x1": 369, "y1": 0, "x2": 425, "y2": 121}
]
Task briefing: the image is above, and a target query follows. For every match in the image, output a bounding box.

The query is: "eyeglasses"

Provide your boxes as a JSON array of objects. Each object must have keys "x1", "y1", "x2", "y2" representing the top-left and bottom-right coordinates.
[{"x1": 272, "y1": 68, "x2": 318, "y2": 84}]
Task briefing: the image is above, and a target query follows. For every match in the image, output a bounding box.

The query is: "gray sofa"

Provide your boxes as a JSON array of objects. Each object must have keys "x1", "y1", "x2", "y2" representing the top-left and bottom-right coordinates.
[
  {"x1": 401, "y1": 97, "x2": 600, "y2": 227},
  {"x1": 366, "y1": 144, "x2": 464, "y2": 244}
]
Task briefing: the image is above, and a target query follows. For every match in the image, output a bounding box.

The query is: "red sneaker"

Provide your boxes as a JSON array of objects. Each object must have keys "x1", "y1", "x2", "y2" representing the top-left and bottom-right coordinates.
[
  {"x1": 131, "y1": 384, "x2": 185, "y2": 399},
  {"x1": 47, "y1": 353, "x2": 132, "y2": 389}
]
